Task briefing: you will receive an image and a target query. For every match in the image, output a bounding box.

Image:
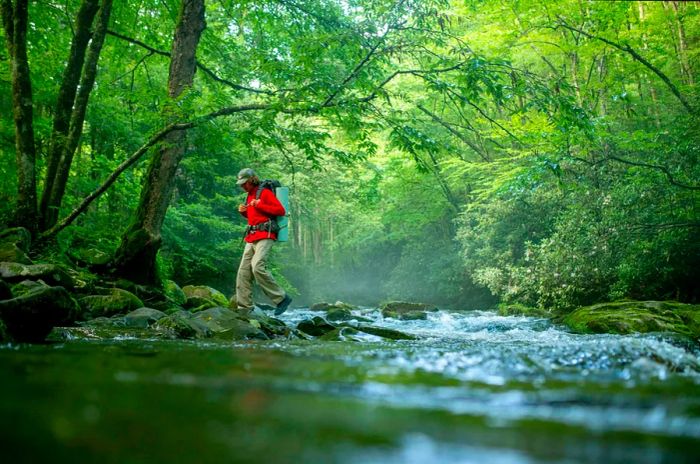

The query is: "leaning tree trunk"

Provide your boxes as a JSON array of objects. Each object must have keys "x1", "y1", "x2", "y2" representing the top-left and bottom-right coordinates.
[
  {"x1": 113, "y1": 0, "x2": 205, "y2": 285},
  {"x1": 39, "y1": 0, "x2": 100, "y2": 231},
  {"x1": 43, "y1": 0, "x2": 112, "y2": 231},
  {"x1": 1, "y1": 0, "x2": 38, "y2": 234}
]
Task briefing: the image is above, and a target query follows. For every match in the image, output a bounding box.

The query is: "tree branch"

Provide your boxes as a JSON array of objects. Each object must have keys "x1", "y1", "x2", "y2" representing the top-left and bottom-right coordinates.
[
  {"x1": 606, "y1": 155, "x2": 700, "y2": 190},
  {"x1": 106, "y1": 29, "x2": 275, "y2": 95},
  {"x1": 556, "y1": 20, "x2": 696, "y2": 115}
]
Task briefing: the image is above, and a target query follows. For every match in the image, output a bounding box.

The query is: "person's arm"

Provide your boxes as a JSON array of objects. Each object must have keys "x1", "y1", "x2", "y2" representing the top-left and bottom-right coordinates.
[{"x1": 252, "y1": 188, "x2": 286, "y2": 216}]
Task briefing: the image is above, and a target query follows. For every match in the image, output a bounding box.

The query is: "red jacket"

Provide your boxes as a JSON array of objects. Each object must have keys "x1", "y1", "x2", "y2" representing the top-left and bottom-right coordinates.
[{"x1": 240, "y1": 186, "x2": 286, "y2": 243}]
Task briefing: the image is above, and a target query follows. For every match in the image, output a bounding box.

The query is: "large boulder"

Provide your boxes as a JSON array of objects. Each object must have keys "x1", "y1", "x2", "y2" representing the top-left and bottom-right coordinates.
[
  {"x1": 0, "y1": 227, "x2": 31, "y2": 252},
  {"x1": 297, "y1": 316, "x2": 336, "y2": 337},
  {"x1": 0, "y1": 285, "x2": 79, "y2": 342},
  {"x1": 192, "y1": 307, "x2": 267, "y2": 340},
  {"x1": 67, "y1": 248, "x2": 111, "y2": 267},
  {"x1": 380, "y1": 301, "x2": 437, "y2": 321},
  {"x1": 123, "y1": 307, "x2": 167, "y2": 328},
  {"x1": 0, "y1": 243, "x2": 32, "y2": 264},
  {"x1": 79, "y1": 288, "x2": 144, "y2": 318},
  {"x1": 163, "y1": 280, "x2": 187, "y2": 306},
  {"x1": 354, "y1": 325, "x2": 416, "y2": 340},
  {"x1": 561, "y1": 301, "x2": 700, "y2": 338},
  {"x1": 153, "y1": 311, "x2": 212, "y2": 339},
  {"x1": 0, "y1": 279, "x2": 11, "y2": 300},
  {"x1": 182, "y1": 285, "x2": 229, "y2": 308},
  {"x1": 0, "y1": 262, "x2": 75, "y2": 289}
]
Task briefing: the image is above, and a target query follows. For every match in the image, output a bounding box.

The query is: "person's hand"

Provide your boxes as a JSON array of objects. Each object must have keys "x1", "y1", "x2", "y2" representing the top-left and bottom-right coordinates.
[
  {"x1": 238, "y1": 204, "x2": 247, "y2": 213},
  {"x1": 249, "y1": 199, "x2": 260, "y2": 207}
]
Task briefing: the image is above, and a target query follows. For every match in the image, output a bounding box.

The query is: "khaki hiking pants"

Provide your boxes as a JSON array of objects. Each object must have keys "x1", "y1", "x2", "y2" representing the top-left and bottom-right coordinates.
[{"x1": 235, "y1": 239, "x2": 285, "y2": 310}]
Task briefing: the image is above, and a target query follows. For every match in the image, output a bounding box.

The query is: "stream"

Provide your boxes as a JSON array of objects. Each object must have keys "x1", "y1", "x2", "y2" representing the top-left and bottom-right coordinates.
[{"x1": 1, "y1": 307, "x2": 699, "y2": 463}]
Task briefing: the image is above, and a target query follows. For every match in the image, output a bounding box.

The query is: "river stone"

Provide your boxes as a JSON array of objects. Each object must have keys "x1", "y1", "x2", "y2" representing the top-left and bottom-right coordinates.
[
  {"x1": 186, "y1": 296, "x2": 219, "y2": 312},
  {"x1": 297, "y1": 316, "x2": 336, "y2": 337},
  {"x1": 182, "y1": 285, "x2": 229, "y2": 307},
  {"x1": 0, "y1": 262, "x2": 75, "y2": 289},
  {"x1": 497, "y1": 303, "x2": 551, "y2": 318},
  {"x1": 153, "y1": 311, "x2": 212, "y2": 339},
  {"x1": 561, "y1": 300, "x2": 700, "y2": 337},
  {"x1": 164, "y1": 280, "x2": 187, "y2": 306},
  {"x1": 192, "y1": 307, "x2": 267, "y2": 340},
  {"x1": 0, "y1": 279, "x2": 11, "y2": 300},
  {"x1": 319, "y1": 327, "x2": 366, "y2": 342},
  {"x1": 0, "y1": 285, "x2": 79, "y2": 342},
  {"x1": 79, "y1": 288, "x2": 144, "y2": 318},
  {"x1": 0, "y1": 227, "x2": 31, "y2": 252},
  {"x1": 0, "y1": 243, "x2": 32, "y2": 264},
  {"x1": 124, "y1": 307, "x2": 167, "y2": 328},
  {"x1": 380, "y1": 301, "x2": 437, "y2": 320},
  {"x1": 354, "y1": 325, "x2": 416, "y2": 340},
  {"x1": 311, "y1": 301, "x2": 357, "y2": 312},
  {"x1": 244, "y1": 308, "x2": 291, "y2": 338}
]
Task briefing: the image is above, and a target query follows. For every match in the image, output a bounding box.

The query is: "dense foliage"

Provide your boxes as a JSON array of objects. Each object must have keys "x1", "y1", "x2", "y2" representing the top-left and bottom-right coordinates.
[{"x1": 1, "y1": 0, "x2": 697, "y2": 310}]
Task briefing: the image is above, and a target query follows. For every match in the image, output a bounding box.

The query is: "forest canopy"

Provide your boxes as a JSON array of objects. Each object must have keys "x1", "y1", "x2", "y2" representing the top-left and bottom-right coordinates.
[{"x1": 1, "y1": 0, "x2": 698, "y2": 310}]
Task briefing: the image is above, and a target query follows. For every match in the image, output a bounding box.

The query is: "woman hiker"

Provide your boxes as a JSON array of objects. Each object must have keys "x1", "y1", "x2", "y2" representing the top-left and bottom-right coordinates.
[{"x1": 235, "y1": 168, "x2": 292, "y2": 315}]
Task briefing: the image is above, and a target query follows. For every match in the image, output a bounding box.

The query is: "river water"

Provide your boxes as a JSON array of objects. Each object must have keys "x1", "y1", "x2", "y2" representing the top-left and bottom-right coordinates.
[{"x1": 1, "y1": 308, "x2": 699, "y2": 463}]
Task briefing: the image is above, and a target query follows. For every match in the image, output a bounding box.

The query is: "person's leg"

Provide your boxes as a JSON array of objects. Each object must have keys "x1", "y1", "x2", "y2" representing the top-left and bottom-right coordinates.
[
  {"x1": 235, "y1": 242, "x2": 256, "y2": 310},
  {"x1": 250, "y1": 239, "x2": 286, "y2": 305}
]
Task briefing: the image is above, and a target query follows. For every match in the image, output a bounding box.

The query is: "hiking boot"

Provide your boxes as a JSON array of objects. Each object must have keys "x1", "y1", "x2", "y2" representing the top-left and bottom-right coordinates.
[{"x1": 274, "y1": 294, "x2": 292, "y2": 316}]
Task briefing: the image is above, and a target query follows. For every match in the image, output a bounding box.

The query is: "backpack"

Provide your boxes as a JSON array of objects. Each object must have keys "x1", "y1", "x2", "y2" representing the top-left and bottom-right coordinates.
[{"x1": 254, "y1": 179, "x2": 284, "y2": 235}]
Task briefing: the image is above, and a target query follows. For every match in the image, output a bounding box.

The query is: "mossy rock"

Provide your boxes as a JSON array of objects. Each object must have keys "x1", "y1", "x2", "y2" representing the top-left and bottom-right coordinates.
[
  {"x1": 0, "y1": 243, "x2": 32, "y2": 264},
  {"x1": 297, "y1": 316, "x2": 336, "y2": 337},
  {"x1": 0, "y1": 285, "x2": 79, "y2": 342},
  {"x1": 123, "y1": 307, "x2": 167, "y2": 328},
  {"x1": 0, "y1": 227, "x2": 31, "y2": 252},
  {"x1": 380, "y1": 301, "x2": 437, "y2": 320},
  {"x1": 382, "y1": 310, "x2": 427, "y2": 321},
  {"x1": 182, "y1": 285, "x2": 229, "y2": 307},
  {"x1": 311, "y1": 301, "x2": 357, "y2": 312},
  {"x1": 192, "y1": 307, "x2": 268, "y2": 340},
  {"x1": 67, "y1": 248, "x2": 111, "y2": 267},
  {"x1": 153, "y1": 311, "x2": 212, "y2": 339},
  {"x1": 561, "y1": 300, "x2": 700, "y2": 338},
  {"x1": 497, "y1": 303, "x2": 551, "y2": 318},
  {"x1": 0, "y1": 262, "x2": 75, "y2": 290},
  {"x1": 354, "y1": 325, "x2": 416, "y2": 340},
  {"x1": 79, "y1": 288, "x2": 144, "y2": 319},
  {"x1": 163, "y1": 280, "x2": 187, "y2": 306}
]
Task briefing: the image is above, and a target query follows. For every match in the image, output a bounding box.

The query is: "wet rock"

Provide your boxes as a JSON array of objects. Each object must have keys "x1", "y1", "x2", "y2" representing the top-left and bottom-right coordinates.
[
  {"x1": 182, "y1": 285, "x2": 229, "y2": 308},
  {"x1": 0, "y1": 243, "x2": 32, "y2": 264},
  {"x1": 0, "y1": 279, "x2": 11, "y2": 300},
  {"x1": 319, "y1": 327, "x2": 365, "y2": 341},
  {"x1": 245, "y1": 307, "x2": 292, "y2": 338},
  {"x1": 0, "y1": 227, "x2": 31, "y2": 252},
  {"x1": 297, "y1": 316, "x2": 336, "y2": 337},
  {"x1": 311, "y1": 301, "x2": 357, "y2": 312},
  {"x1": 11, "y1": 279, "x2": 46, "y2": 297},
  {"x1": 79, "y1": 288, "x2": 144, "y2": 319},
  {"x1": 326, "y1": 307, "x2": 353, "y2": 321},
  {"x1": 380, "y1": 301, "x2": 437, "y2": 320},
  {"x1": 186, "y1": 296, "x2": 219, "y2": 312},
  {"x1": 354, "y1": 325, "x2": 416, "y2": 341},
  {"x1": 561, "y1": 300, "x2": 700, "y2": 338},
  {"x1": 164, "y1": 280, "x2": 187, "y2": 306},
  {"x1": 0, "y1": 285, "x2": 79, "y2": 342},
  {"x1": 497, "y1": 303, "x2": 551, "y2": 318},
  {"x1": 124, "y1": 307, "x2": 167, "y2": 328},
  {"x1": 153, "y1": 311, "x2": 212, "y2": 339},
  {"x1": 0, "y1": 262, "x2": 75, "y2": 290},
  {"x1": 192, "y1": 307, "x2": 267, "y2": 340},
  {"x1": 68, "y1": 248, "x2": 111, "y2": 267}
]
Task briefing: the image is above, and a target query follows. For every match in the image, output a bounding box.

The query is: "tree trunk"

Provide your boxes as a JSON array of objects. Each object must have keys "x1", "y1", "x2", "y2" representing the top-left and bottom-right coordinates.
[
  {"x1": 1, "y1": 0, "x2": 38, "y2": 234},
  {"x1": 43, "y1": 0, "x2": 112, "y2": 230},
  {"x1": 113, "y1": 0, "x2": 205, "y2": 285},
  {"x1": 39, "y1": 0, "x2": 100, "y2": 230}
]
